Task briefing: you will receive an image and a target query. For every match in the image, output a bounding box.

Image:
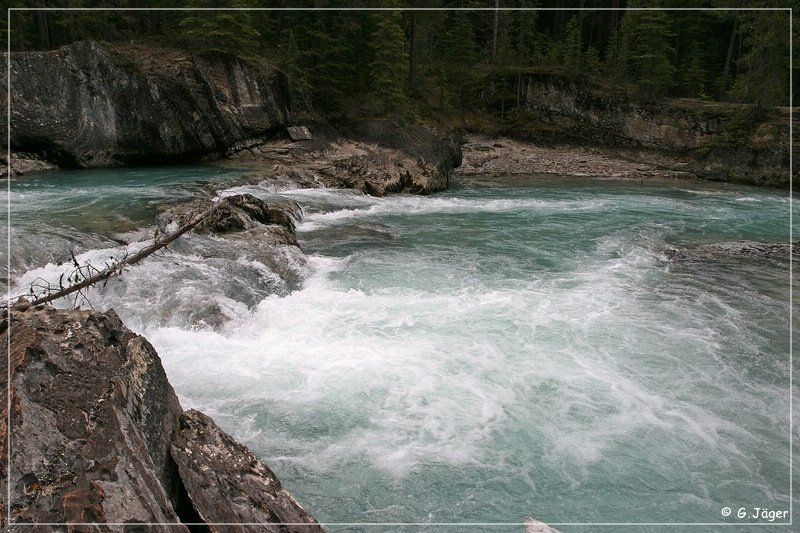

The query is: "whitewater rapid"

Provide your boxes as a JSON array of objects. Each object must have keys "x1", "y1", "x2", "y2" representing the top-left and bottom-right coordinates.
[{"x1": 7, "y1": 171, "x2": 797, "y2": 530}]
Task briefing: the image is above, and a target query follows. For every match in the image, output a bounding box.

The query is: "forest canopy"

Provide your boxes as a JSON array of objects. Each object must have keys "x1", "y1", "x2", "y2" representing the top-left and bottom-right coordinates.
[{"x1": 4, "y1": 1, "x2": 795, "y2": 117}]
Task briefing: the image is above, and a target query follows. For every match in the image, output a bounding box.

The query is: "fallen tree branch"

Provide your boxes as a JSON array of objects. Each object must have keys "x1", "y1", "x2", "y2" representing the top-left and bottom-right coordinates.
[{"x1": 25, "y1": 199, "x2": 227, "y2": 307}]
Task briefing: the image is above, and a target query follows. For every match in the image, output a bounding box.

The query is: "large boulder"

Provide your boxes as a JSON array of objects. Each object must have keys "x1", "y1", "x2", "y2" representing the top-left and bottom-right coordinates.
[
  {"x1": 230, "y1": 119, "x2": 463, "y2": 196},
  {"x1": 1, "y1": 306, "x2": 324, "y2": 532},
  {"x1": 3, "y1": 40, "x2": 290, "y2": 167}
]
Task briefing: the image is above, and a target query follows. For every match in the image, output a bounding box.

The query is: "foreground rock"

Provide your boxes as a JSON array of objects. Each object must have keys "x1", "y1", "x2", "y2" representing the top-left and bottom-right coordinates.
[
  {"x1": 226, "y1": 119, "x2": 462, "y2": 196},
  {"x1": 1, "y1": 305, "x2": 324, "y2": 532},
  {"x1": 3, "y1": 40, "x2": 289, "y2": 168}
]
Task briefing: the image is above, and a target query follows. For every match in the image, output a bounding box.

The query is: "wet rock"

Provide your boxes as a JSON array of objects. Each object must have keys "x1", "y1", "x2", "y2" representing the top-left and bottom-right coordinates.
[
  {"x1": 172, "y1": 410, "x2": 324, "y2": 532},
  {"x1": 2, "y1": 40, "x2": 289, "y2": 167},
  {"x1": 160, "y1": 194, "x2": 301, "y2": 239},
  {"x1": 1, "y1": 306, "x2": 324, "y2": 531},
  {"x1": 2, "y1": 307, "x2": 185, "y2": 529},
  {"x1": 663, "y1": 240, "x2": 798, "y2": 262},
  {"x1": 157, "y1": 194, "x2": 307, "y2": 301}
]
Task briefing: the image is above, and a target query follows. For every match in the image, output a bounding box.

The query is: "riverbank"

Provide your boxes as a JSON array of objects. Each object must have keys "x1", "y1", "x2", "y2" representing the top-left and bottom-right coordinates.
[
  {"x1": 3, "y1": 41, "x2": 792, "y2": 189},
  {"x1": 456, "y1": 134, "x2": 695, "y2": 181}
]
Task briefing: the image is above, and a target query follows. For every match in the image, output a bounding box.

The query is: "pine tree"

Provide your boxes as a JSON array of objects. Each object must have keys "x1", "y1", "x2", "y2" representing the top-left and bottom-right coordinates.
[
  {"x1": 584, "y1": 46, "x2": 602, "y2": 76},
  {"x1": 733, "y1": 10, "x2": 790, "y2": 109},
  {"x1": 512, "y1": 0, "x2": 538, "y2": 67},
  {"x1": 438, "y1": 10, "x2": 476, "y2": 107},
  {"x1": 562, "y1": 15, "x2": 582, "y2": 72},
  {"x1": 290, "y1": 11, "x2": 361, "y2": 113},
  {"x1": 178, "y1": 0, "x2": 261, "y2": 58},
  {"x1": 369, "y1": 2, "x2": 409, "y2": 113},
  {"x1": 681, "y1": 46, "x2": 706, "y2": 98},
  {"x1": 280, "y1": 28, "x2": 313, "y2": 113},
  {"x1": 618, "y1": 8, "x2": 675, "y2": 100}
]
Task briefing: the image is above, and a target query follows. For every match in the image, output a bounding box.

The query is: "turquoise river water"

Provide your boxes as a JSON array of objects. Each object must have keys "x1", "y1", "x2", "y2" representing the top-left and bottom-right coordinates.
[{"x1": 6, "y1": 167, "x2": 799, "y2": 532}]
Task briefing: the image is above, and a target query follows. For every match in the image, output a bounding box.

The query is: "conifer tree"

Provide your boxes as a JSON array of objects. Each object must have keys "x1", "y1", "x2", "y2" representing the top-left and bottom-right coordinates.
[
  {"x1": 178, "y1": 0, "x2": 261, "y2": 58},
  {"x1": 562, "y1": 15, "x2": 582, "y2": 72},
  {"x1": 681, "y1": 46, "x2": 706, "y2": 98},
  {"x1": 438, "y1": 10, "x2": 476, "y2": 107},
  {"x1": 584, "y1": 46, "x2": 602, "y2": 76},
  {"x1": 618, "y1": 7, "x2": 675, "y2": 100},
  {"x1": 733, "y1": 10, "x2": 790, "y2": 109},
  {"x1": 369, "y1": 1, "x2": 409, "y2": 113},
  {"x1": 511, "y1": 0, "x2": 538, "y2": 66}
]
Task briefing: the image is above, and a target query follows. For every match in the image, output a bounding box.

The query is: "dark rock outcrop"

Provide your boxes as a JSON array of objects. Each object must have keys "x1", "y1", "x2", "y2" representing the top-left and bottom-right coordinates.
[
  {"x1": 3, "y1": 40, "x2": 290, "y2": 168},
  {"x1": 1, "y1": 305, "x2": 324, "y2": 531},
  {"x1": 173, "y1": 410, "x2": 320, "y2": 532}
]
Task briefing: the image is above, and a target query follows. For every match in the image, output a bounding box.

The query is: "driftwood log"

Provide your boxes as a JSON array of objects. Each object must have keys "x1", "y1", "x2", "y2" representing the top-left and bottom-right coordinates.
[{"x1": 25, "y1": 199, "x2": 228, "y2": 307}]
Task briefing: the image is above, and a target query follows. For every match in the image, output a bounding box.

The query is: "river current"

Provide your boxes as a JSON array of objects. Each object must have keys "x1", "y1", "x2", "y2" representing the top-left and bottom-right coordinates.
[{"x1": 6, "y1": 167, "x2": 798, "y2": 532}]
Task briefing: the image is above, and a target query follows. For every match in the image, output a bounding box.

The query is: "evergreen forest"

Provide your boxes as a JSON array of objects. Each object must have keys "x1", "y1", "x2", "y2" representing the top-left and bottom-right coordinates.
[{"x1": 4, "y1": 1, "x2": 796, "y2": 121}]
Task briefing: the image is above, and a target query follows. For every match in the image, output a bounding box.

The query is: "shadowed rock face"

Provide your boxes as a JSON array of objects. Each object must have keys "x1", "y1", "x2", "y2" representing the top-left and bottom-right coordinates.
[
  {"x1": 3, "y1": 40, "x2": 290, "y2": 168},
  {"x1": 1, "y1": 306, "x2": 324, "y2": 532}
]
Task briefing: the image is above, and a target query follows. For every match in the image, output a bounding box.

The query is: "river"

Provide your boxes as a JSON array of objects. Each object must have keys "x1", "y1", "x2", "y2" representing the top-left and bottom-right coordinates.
[{"x1": 6, "y1": 167, "x2": 798, "y2": 532}]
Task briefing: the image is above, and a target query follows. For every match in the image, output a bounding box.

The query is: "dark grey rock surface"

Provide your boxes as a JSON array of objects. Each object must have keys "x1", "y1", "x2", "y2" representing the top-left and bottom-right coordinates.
[
  {"x1": 1, "y1": 306, "x2": 324, "y2": 532},
  {"x1": 3, "y1": 41, "x2": 289, "y2": 168}
]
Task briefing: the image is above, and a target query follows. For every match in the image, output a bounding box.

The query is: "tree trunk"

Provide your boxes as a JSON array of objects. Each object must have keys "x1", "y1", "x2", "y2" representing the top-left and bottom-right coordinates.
[
  {"x1": 36, "y1": 11, "x2": 50, "y2": 49},
  {"x1": 25, "y1": 200, "x2": 230, "y2": 307},
  {"x1": 609, "y1": 0, "x2": 619, "y2": 43},
  {"x1": 492, "y1": 0, "x2": 499, "y2": 65},
  {"x1": 723, "y1": 15, "x2": 739, "y2": 77},
  {"x1": 409, "y1": 11, "x2": 418, "y2": 92}
]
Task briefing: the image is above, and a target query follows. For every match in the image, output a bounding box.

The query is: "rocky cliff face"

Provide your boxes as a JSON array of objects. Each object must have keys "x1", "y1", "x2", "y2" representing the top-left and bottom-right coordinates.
[
  {"x1": 519, "y1": 73, "x2": 791, "y2": 187},
  {"x1": 1, "y1": 305, "x2": 324, "y2": 532},
  {"x1": 3, "y1": 40, "x2": 290, "y2": 168}
]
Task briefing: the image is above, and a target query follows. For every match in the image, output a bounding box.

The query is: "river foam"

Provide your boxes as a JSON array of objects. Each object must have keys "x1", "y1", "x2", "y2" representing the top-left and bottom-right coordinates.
[{"x1": 7, "y1": 173, "x2": 796, "y2": 529}]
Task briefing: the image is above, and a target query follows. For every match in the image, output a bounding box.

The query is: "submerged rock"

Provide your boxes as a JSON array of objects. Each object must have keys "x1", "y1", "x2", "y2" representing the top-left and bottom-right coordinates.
[{"x1": 1, "y1": 306, "x2": 324, "y2": 531}]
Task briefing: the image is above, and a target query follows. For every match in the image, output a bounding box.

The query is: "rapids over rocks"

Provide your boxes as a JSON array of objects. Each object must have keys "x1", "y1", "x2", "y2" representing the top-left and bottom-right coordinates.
[{"x1": 5, "y1": 163, "x2": 797, "y2": 531}]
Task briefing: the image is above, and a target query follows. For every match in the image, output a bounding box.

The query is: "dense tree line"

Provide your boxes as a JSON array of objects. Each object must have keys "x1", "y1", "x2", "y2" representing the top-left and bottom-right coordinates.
[{"x1": 4, "y1": 1, "x2": 795, "y2": 117}]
